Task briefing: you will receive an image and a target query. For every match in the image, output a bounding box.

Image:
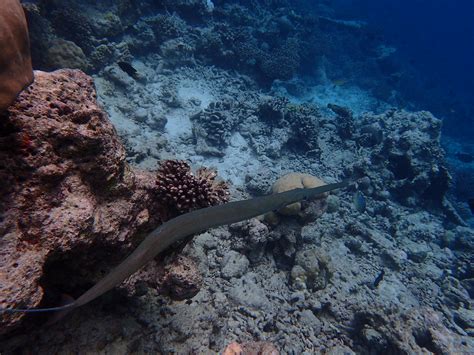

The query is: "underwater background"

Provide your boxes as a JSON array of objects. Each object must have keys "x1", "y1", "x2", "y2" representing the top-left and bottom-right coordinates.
[
  {"x1": 0, "y1": 0, "x2": 473, "y2": 353},
  {"x1": 327, "y1": 0, "x2": 474, "y2": 140}
]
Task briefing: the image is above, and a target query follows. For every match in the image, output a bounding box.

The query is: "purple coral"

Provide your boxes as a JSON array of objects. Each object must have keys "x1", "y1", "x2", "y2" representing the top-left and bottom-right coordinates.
[{"x1": 156, "y1": 160, "x2": 229, "y2": 217}]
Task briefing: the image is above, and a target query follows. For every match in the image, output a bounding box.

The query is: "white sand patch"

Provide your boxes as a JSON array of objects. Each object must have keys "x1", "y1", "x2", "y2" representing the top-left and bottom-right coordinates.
[
  {"x1": 177, "y1": 79, "x2": 214, "y2": 109},
  {"x1": 298, "y1": 84, "x2": 389, "y2": 115},
  {"x1": 190, "y1": 132, "x2": 260, "y2": 186},
  {"x1": 165, "y1": 109, "x2": 193, "y2": 139},
  {"x1": 165, "y1": 79, "x2": 216, "y2": 140},
  {"x1": 106, "y1": 107, "x2": 141, "y2": 137}
]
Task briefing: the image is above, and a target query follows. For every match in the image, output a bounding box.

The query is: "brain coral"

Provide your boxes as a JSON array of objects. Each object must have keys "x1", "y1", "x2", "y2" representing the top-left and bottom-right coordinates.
[
  {"x1": 272, "y1": 172, "x2": 327, "y2": 216},
  {"x1": 45, "y1": 39, "x2": 90, "y2": 71}
]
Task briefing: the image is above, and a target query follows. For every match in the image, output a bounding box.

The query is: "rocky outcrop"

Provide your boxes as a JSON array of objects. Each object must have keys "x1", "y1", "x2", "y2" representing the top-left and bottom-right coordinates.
[
  {"x1": 0, "y1": 69, "x2": 196, "y2": 336},
  {"x1": 0, "y1": 0, "x2": 33, "y2": 111}
]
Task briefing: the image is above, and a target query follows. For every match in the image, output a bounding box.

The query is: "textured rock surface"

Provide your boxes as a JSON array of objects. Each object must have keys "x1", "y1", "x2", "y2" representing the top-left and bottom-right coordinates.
[
  {"x1": 0, "y1": 0, "x2": 33, "y2": 111},
  {"x1": 0, "y1": 69, "x2": 171, "y2": 336},
  {"x1": 157, "y1": 255, "x2": 203, "y2": 300}
]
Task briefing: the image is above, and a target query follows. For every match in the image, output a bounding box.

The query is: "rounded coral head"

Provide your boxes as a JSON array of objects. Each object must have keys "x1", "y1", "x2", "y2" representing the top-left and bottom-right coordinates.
[
  {"x1": 0, "y1": 0, "x2": 34, "y2": 111},
  {"x1": 272, "y1": 172, "x2": 326, "y2": 216}
]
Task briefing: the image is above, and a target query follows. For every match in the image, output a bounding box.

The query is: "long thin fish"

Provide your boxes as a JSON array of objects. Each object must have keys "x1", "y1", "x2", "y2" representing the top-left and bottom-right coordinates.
[{"x1": 2, "y1": 180, "x2": 349, "y2": 317}]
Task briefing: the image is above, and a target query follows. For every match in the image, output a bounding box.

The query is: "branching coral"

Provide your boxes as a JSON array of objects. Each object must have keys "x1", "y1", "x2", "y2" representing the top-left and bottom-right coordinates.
[
  {"x1": 156, "y1": 160, "x2": 229, "y2": 217},
  {"x1": 257, "y1": 96, "x2": 289, "y2": 126},
  {"x1": 191, "y1": 100, "x2": 236, "y2": 149},
  {"x1": 259, "y1": 38, "x2": 301, "y2": 81},
  {"x1": 286, "y1": 103, "x2": 321, "y2": 152},
  {"x1": 256, "y1": 98, "x2": 320, "y2": 153}
]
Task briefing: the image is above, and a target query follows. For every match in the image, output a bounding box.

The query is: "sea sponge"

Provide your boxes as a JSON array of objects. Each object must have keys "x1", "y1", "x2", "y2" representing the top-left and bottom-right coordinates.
[
  {"x1": 0, "y1": 0, "x2": 34, "y2": 111},
  {"x1": 271, "y1": 172, "x2": 326, "y2": 216},
  {"x1": 156, "y1": 160, "x2": 229, "y2": 218}
]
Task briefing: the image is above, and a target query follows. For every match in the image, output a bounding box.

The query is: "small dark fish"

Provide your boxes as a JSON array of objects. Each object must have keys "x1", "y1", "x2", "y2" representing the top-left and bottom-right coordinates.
[
  {"x1": 117, "y1": 61, "x2": 139, "y2": 79},
  {"x1": 455, "y1": 152, "x2": 474, "y2": 163},
  {"x1": 373, "y1": 269, "x2": 385, "y2": 289},
  {"x1": 353, "y1": 191, "x2": 366, "y2": 213},
  {"x1": 468, "y1": 198, "x2": 474, "y2": 215}
]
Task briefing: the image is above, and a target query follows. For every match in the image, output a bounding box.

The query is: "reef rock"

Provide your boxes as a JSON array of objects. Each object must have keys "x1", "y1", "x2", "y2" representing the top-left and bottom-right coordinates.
[
  {"x1": 0, "y1": 69, "x2": 179, "y2": 336},
  {"x1": 121, "y1": 254, "x2": 202, "y2": 302},
  {"x1": 0, "y1": 0, "x2": 33, "y2": 111}
]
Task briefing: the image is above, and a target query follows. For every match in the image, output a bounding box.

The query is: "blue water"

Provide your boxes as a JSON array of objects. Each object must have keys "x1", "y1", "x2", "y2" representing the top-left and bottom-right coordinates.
[{"x1": 319, "y1": 0, "x2": 474, "y2": 139}]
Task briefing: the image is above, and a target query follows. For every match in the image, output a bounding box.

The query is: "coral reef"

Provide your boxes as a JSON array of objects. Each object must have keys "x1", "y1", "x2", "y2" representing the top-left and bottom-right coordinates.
[
  {"x1": 328, "y1": 103, "x2": 354, "y2": 139},
  {"x1": 2, "y1": 0, "x2": 473, "y2": 353},
  {"x1": 0, "y1": 0, "x2": 33, "y2": 111},
  {"x1": 191, "y1": 100, "x2": 234, "y2": 149},
  {"x1": 253, "y1": 98, "x2": 321, "y2": 155},
  {"x1": 285, "y1": 103, "x2": 321, "y2": 153},
  {"x1": 125, "y1": 254, "x2": 203, "y2": 301},
  {"x1": 22, "y1": 0, "x2": 359, "y2": 84},
  {"x1": 49, "y1": 6, "x2": 95, "y2": 52},
  {"x1": 259, "y1": 38, "x2": 301, "y2": 82},
  {"x1": 349, "y1": 110, "x2": 450, "y2": 208},
  {"x1": 191, "y1": 100, "x2": 249, "y2": 154},
  {"x1": 0, "y1": 70, "x2": 190, "y2": 336},
  {"x1": 147, "y1": 13, "x2": 187, "y2": 42},
  {"x1": 257, "y1": 96, "x2": 289, "y2": 126},
  {"x1": 291, "y1": 248, "x2": 332, "y2": 291},
  {"x1": 229, "y1": 219, "x2": 270, "y2": 263},
  {"x1": 35, "y1": 60, "x2": 468, "y2": 353}
]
